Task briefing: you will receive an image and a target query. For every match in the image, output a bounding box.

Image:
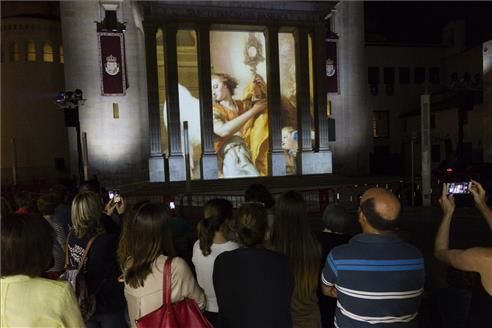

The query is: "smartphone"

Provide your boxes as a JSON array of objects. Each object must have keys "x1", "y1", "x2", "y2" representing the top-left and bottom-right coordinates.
[
  {"x1": 169, "y1": 201, "x2": 175, "y2": 209},
  {"x1": 113, "y1": 190, "x2": 121, "y2": 203},
  {"x1": 108, "y1": 190, "x2": 121, "y2": 203},
  {"x1": 447, "y1": 182, "x2": 471, "y2": 194}
]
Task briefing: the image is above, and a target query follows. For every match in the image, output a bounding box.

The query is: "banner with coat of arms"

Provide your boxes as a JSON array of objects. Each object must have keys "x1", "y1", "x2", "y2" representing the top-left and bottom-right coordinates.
[
  {"x1": 98, "y1": 32, "x2": 126, "y2": 96},
  {"x1": 326, "y1": 38, "x2": 338, "y2": 93}
]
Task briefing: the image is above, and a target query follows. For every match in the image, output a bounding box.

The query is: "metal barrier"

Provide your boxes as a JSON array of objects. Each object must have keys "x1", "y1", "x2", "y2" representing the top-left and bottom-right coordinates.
[{"x1": 123, "y1": 180, "x2": 418, "y2": 216}]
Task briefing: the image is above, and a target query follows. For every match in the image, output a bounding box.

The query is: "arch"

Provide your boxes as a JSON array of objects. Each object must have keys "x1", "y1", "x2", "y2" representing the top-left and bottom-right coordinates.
[
  {"x1": 27, "y1": 41, "x2": 36, "y2": 61},
  {"x1": 43, "y1": 40, "x2": 54, "y2": 62}
]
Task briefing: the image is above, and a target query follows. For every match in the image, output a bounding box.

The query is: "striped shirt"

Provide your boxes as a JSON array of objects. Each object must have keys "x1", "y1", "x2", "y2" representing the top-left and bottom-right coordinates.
[{"x1": 321, "y1": 233, "x2": 425, "y2": 328}]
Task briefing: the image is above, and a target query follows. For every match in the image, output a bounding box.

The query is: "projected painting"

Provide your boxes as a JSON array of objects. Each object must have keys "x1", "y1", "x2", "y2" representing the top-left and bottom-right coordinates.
[
  {"x1": 158, "y1": 29, "x2": 299, "y2": 180},
  {"x1": 210, "y1": 31, "x2": 269, "y2": 178},
  {"x1": 279, "y1": 33, "x2": 298, "y2": 175}
]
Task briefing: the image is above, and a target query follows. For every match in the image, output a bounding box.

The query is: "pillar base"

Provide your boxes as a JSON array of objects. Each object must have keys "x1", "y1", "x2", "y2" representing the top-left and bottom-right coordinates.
[
  {"x1": 201, "y1": 153, "x2": 218, "y2": 180},
  {"x1": 148, "y1": 155, "x2": 166, "y2": 182},
  {"x1": 301, "y1": 150, "x2": 332, "y2": 175},
  {"x1": 271, "y1": 150, "x2": 286, "y2": 176},
  {"x1": 167, "y1": 153, "x2": 186, "y2": 181}
]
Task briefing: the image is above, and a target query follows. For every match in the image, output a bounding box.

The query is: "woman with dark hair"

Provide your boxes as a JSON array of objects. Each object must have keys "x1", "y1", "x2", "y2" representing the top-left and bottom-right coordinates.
[
  {"x1": 318, "y1": 203, "x2": 357, "y2": 328},
  {"x1": 1, "y1": 213, "x2": 84, "y2": 327},
  {"x1": 213, "y1": 203, "x2": 293, "y2": 328},
  {"x1": 118, "y1": 202, "x2": 205, "y2": 327},
  {"x1": 270, "y1": 191, "x2": 322, "y2": 328},
  {"x1": 245, "y1": 183, "x2": 275, "y2": 238},
  {"x1": 68, "y1": 191, "x2": 126, "y2": 327},
  {"x1": 192, "y1": 199, "x2": 239, "y2": 325}
]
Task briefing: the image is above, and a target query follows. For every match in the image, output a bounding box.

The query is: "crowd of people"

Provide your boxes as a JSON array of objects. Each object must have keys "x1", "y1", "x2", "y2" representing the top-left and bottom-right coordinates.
[{"x1": 1, "y1": 179, "x2": 491, "y2": 328}]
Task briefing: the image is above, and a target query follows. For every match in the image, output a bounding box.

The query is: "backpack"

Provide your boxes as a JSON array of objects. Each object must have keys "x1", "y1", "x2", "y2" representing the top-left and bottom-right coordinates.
[{"x1": 59, "y1": 232, "x2": 99, "y2": 321}]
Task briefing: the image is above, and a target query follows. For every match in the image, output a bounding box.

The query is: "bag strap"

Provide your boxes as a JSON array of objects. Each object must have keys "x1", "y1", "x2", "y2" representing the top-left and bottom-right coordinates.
[
  {"x1": 163, "y1": 257, "x2": 173, "y2": 306},
  {"x1": 76, "y1": 234, "x2": 99, "y2": 271},
  {"x1": 64, "y1": 230, "x2": 73, "y2": 270}
]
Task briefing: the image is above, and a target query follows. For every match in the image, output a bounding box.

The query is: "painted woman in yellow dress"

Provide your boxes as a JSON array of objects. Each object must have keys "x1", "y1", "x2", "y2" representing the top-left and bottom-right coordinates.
[{"x1": 211, "y1": 73, "x2": 267, "y2": 178}]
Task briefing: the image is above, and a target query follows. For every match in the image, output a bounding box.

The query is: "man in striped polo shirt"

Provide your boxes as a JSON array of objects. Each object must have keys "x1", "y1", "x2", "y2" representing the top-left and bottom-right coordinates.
[{"x1": 321, "y1": 188, "x2": 425, "y2": 327}]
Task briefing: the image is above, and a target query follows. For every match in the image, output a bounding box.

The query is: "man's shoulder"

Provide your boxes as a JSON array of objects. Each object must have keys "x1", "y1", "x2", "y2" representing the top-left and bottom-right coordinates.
[{"x1": 330, "y1": 233, "x2": 423, "y2": 259}]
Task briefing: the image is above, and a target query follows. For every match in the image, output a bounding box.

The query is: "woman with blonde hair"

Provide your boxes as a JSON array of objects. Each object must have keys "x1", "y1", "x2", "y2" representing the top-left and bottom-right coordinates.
[
  {"x1": 118, "y1": 202, "x2": 205, "y2": 327},
  {"x1": 68, "y1": 191, "x2": 126, "y2": 327},
  {"x1": 192, "y1": 198, "x2": 239, "y2": 325},
  {"x1": 270, "y1": 191, "x2": 322, "y2": 328}
]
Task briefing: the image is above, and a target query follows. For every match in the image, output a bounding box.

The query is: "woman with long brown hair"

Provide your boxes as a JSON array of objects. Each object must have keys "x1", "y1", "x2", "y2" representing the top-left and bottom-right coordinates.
[
  {"x1": 118, "y1": 202, "x2": 205, "y2": 327},
  {"x1": 270, "y1": 191, "x2": 322, "y2": 328},
  {"x1": 192, "y1": 198, "x2": 239, "y2": 325}
]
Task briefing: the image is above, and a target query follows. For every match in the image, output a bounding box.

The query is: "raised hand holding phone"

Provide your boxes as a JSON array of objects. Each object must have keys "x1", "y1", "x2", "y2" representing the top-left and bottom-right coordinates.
[
  {"x1": 470, "y1": 180, "x2": 487, "y2": 207},
  {"x1": 115, "y1": 195, "x2": 126, "y2": 215},
  {"x1": 440, "y1": 183, "x2": 455, "y2": 217}
]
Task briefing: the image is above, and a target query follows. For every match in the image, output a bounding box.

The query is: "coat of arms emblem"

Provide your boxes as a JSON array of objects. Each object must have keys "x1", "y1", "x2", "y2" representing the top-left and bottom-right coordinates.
[
  {"x1": 105, "y1": 54, "x2": 120, "y2": 76},
  {"x1": 326, "y1": 58, "x2": 336, "y2": 77}
]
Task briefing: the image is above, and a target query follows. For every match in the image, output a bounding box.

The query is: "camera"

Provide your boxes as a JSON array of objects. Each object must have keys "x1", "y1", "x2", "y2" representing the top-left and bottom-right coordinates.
[{"x1": 447, "y1": 182, "x2": 471, "y2": 194}]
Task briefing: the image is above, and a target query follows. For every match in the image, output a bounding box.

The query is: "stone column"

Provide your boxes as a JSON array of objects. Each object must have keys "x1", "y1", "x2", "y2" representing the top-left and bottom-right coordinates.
[
  {"x1": 60, "y1": 1, "x2": 149, "y2": 185},
  {"x1": 197, "y1": 25, "x2": 218, "y2": 179},
  {"x1": 265, "y1": 25, "x2": 285, "y2": 176},
  {"x1": 143, "y1": 20, "x2": 165, "y2": 182},
  {"x1": 163, "y1": 24, "x2": 185, "y2": 181},
  {"x1": 329, "y1": 1, "x2": 371, "y2": 175},
  {"x1": 295, "y1": 27, "x2": 311, "y2": 174}
]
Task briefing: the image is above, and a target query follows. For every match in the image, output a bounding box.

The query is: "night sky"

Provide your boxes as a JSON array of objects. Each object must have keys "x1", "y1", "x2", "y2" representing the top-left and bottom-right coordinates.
[{"x1": 365, "y1": 1, "x2": 492, "y2": 46}]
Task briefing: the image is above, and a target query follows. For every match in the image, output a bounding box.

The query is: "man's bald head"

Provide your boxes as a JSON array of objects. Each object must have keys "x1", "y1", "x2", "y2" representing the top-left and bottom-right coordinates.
[{"x1": 359, "y1": 188, "x2": 401, "y2": 232}]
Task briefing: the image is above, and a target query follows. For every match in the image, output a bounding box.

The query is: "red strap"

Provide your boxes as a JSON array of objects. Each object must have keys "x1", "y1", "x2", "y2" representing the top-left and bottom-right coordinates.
[{"x1": 163, "y1": 257, "x2": 172, "y2": 305}]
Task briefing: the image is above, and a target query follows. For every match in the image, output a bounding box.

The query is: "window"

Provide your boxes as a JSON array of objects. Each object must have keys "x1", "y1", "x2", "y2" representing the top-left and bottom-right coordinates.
[
  {"x1": 383, "y1": 67, "x2": 395, "y2": 85},
  {"x1": 9, "y1": 41, "x2": 20, "y2": 62},
  {"x1": 372, "y1": 111, "x2": 389, "y2": 138},
  {"x1": 414, "y1": 67, "x2": 425, "y2": 84},
  {"x1": 26, "y1": 41, "x2": 36, "y2": 61},
  {"x1": 429, "y1": 67, "x2": 440, "y2": 84},
  {"x1": 43, "y1": 41, "x2": 54, "y2": 62},
  {"x1": 59, "y1": 45, "x2": 64, "y2": 63},
  {"x1": 368, "y1": 67, "x2": 379, "y2": 96},
  {"x1": 368, "y1": 67, "x2": 379, "y2": 85},
  {"x1": 399, "y1": 67, "x2": 410, "y2": 84},
  {"x1": 384, "y1": 67, "x2": 395, "y2": 96}
]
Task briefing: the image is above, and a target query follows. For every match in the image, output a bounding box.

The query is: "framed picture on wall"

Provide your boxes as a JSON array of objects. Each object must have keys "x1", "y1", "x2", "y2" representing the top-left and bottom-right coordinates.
[{"x1": 326, "y1": 38, "x2": 339, "y2": 93}]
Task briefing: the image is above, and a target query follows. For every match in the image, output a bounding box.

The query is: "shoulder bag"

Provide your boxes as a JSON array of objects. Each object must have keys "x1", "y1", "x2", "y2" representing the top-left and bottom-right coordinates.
[
  {"x1": 136, "y1": 257, "x2": 213, "y2": 328},
  {"x1": 59, "y1": 231, "x2": 99, "y2": 321}
]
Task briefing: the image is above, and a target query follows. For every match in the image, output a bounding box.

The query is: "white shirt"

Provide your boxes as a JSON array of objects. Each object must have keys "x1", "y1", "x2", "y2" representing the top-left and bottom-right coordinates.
[{"x1": 192, "y1": 240, "x2": 239, "y2": 312}]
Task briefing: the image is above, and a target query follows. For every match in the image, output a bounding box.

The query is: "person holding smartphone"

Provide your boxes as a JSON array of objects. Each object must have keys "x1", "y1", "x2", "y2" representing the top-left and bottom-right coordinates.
[{"x1": 435, "y1": 180, "x2": 492, "y2": 326}]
